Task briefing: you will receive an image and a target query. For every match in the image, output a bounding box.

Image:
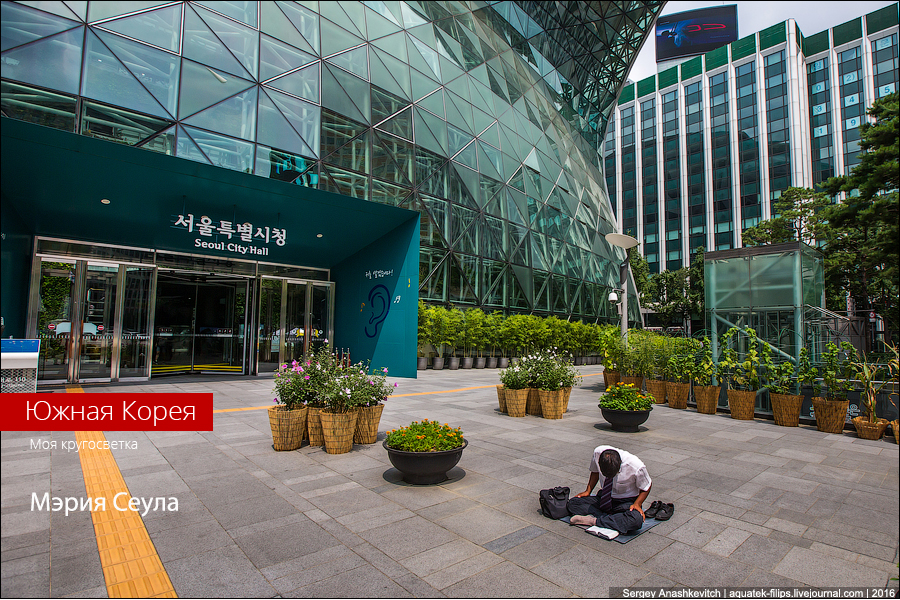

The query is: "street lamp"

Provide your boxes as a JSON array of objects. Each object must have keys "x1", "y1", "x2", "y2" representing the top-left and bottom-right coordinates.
[{"x1": 605, "y1": 232, "x2": 639, "y2": 345}]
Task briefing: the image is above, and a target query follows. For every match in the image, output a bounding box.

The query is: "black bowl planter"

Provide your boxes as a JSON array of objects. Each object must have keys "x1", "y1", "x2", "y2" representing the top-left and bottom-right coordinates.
[
  {"x1": 383, "y1": 440, "x2": 467, "y2": 484},
  {"x1": 600, "y1": 408, "x2": 650, "y2": 432}
]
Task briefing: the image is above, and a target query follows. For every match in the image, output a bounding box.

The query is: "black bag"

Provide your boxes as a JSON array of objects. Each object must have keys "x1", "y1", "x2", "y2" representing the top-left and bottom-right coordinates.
[{"x1": 539, "y1": 486, "x2": 570, "y2": 519}]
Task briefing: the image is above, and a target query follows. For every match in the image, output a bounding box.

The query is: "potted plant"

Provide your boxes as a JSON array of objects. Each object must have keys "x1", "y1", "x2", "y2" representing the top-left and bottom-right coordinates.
[
  {"x1": 600, "y1": 325, "x2": 622, "y2": 388},
  {"x1": 645, "y1": 334, "x2": 669, "y2": 405},
  {"x1": 530, "y1": 349, "x2": 580, "y2": 419},
  {"x1": 692, "y1": 337, "x2": 720, "y2": 414},
  {"x1": 269, "y1": 361, "x2": 309, "y2": 451},
  {"x1": 445, "y1": 307, "x2": 464, "y2": 369},
  {"x1": 718, "y1": 327, "x2": 766, "y2": 420},
  {"x1": 666, "y1": 337, "x2": 696, "y2": 410},
  {"x1": 485, "y1": 311, "x2": 503, "y2": 368},
  {"x1": 430, "y1": 305, "x2": 447, "y2": 370},
  {"x1": 297, "y1": 347, "x2": 339, "y2": 447},
  {"x1": 598, "y1": 382, "x2": 653, "y2": 432},
  {"x1": 765, "y1": 355, "x2": 802, "y2": 427},
  {"x1": 383, "y1": 419, "x2": 466, "y2": 484},
  {"x1": 319, "y1": 361, "x2": 367, "y2": 455},
  {"x1": 466, "y1": 308, "x2": 487, "y2": 368},
  {"x1": 354, "y1": 365, "x2": 398, "y2": 444},
  {"x1": 417, "y1": 300, "x2": 429, "y2": 370},
  {"x1": 813, "y1": 342, "x2": 854, "y2": 433},
  {"x1": 848, "y1": 344, "x2": 896, "y2": 440},
  {"x1": 499, "y1": 363, "x2": 529, "y2": 417}
]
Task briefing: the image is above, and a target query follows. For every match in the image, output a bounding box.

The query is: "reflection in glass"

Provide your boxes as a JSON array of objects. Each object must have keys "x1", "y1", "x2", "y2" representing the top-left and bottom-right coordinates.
[
  {"x1": 258, "y1": 279, "x2": 283, "y2": 372},
  {"x1": 78, "y1": 264, "x2": 117, "y2": 379},
  {"x1": 119, "y1": 267, "x2": 152, "y2": 378},
  {"x1": 0, "y1": 26, "x2": 84, "y2": 95},
  {"x1": 37, "y1": 261, "x2": 76, "y2": 381},
  {"x1": 0, "y1": 81, "x2": 77, "y2": 132}
]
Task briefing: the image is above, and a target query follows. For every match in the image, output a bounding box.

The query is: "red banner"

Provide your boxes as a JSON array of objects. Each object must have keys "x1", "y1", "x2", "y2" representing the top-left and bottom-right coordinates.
[{"x1": 2, "y1": 393, "x2": 214, "y2": 431}]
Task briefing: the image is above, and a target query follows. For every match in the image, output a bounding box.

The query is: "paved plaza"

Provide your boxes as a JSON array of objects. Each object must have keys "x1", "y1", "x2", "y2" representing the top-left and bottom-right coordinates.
[{"x1": 2, "y1": 366, "x2": 898, "y2": 597}]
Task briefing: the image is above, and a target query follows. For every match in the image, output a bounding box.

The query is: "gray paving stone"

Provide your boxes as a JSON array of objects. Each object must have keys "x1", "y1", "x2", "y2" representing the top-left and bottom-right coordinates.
[
  {"x1": 774, "y1": 546, "x2": 893, "y2": 587},
  {"x1": 165, "y1": 544, "x2": 276, "y2": 598},
  {"x1": 1, "y1": 569, "x2": 50, "y2": 598},
  {"x1": 358, "y1": 515, "x2": 459, "y2": 561},
  {"x1": 437, "y1": 505, "x2": 531, "y2": 545},
  {"x1": 667, "y1": 515, "x2": 728, "y2": 548},
  {"x1": 283, "y1": 564, "x2": 413, "y2": 598},
  {"x1": 49, "y1": 550, "x2": 105, "y2": 598},
  {"x1": 530, "y1": 544, "x2": 647, "y2": 597},
  {"x1": 643, "y1": 541, "x2": 753, "y2": 587},
  {"x1": 399, "y1": 539, "x2": 485, "y2": 577},
  {"x1": 149, "y1": 518, "x2": 232, "y2": 563}
]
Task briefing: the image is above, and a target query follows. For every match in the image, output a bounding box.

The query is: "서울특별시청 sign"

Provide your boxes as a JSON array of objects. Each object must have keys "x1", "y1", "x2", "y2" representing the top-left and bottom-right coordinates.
[{"x1": 172, "y1": 213, "x2": 286, "y2": 257}]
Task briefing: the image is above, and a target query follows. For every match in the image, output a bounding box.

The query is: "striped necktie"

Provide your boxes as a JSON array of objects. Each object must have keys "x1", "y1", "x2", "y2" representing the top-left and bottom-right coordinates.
[{"x1": 598, "y1": 475, "x2": 614, "y2": 512}]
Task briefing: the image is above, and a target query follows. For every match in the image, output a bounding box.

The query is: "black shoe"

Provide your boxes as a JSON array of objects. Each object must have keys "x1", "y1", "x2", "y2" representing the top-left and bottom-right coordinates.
[
  {"x1": 644, "y1": 500, "x2": 662, "y2": 518},
  {"x1": 655, "y1": 503, "x2": 674, "y2": 521}
]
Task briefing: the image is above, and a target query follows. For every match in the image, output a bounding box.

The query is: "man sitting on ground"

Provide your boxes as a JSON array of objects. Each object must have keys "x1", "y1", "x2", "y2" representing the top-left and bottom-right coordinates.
[{"x1": 567, "y1": 445, "x2": 651, "y2": 533}]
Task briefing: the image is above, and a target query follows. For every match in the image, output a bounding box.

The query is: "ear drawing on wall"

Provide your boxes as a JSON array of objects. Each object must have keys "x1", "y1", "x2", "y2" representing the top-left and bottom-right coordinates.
[{"x1": 365, "y1": 284, "x2": 391, "y2": 338}]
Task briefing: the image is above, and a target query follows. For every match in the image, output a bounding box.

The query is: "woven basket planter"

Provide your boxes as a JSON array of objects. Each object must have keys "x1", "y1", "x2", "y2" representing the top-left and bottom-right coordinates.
[
  {"x1": 694, "y1": 385, "x2": 719, "y2": 414},
  {"x1": 667, "y1": 382, "x2": 690, "y2": 409},
  {"x1": 267, "y1": 406, "x2": 307, "y2": 451},
  {"x1": 496, "y1": 385, "x2": 506, "y2": 413},
  {"x1": 320, "y1": 410, "x2": 358, "y2": 454},
  {"x1": 538, "y1": 389, "x2": 566, "y2": 419},
  {"x1": 504, "y1": 388, "x2": 527, "y2": 417},
  {"x1": 646, "y1": 379, "x2": 667, "y2": 404},
  {"x1": 893, "y1": 420, "x2": 899, "y2": 444},
  {"x1": 851, "y1": 416, "x2": 888, "y2": 440},
  {"x1": 306, "y1": 406, "x2": 325, "y2": 446},
  {"x1": 562, "y1": 386, "x2": 572, "y2": 411},
  {"x1": 603, "y1": 371, "x2": 620, "y2": 389},
  {"x1": 526, "y1": 388, "x2": 543, "y2": 416},
  {"x1": 727, "y1": 389, "x2": 756, "y2": 420},
  {"x1": 354, "y1": 403, "x2": 385, "y2": 444},
  {"x1": 621, "y1": 375, "x2": 644, "y2": 390},
  {"x1": 812, "y1": 397, "x2": 849, "y2": 434},
  {"x1": 770, "y1": 393, "x2": 803, "y2": 427}
]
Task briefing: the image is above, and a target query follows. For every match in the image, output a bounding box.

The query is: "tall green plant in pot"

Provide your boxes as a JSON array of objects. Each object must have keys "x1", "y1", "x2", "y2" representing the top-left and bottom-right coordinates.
[
  {"x1": 667, "y1": 337, "x2": 696, "y2": 409},
  {"x1": 445, "y1": 307, "x2": 464, "y2": 369},
  {"x1": 429, "y1": 305, "x2": 447, "y2": 370},
  {"x1": 765, "y1": 354, "x2": 802, "y2": 427},
  {"x1": 417, "y1": 300, "x2": 430, "y2": 370},
  {"x1": 646, "y1": 334, "x2": 669, "y2": 404},
  {"x1": 485, "y1": 311, "x2": 503, "y2": 368},
  {"x1": 600, "y1": 325, "x2": 623, "y2": 388},
  {"x1": 813, "y1": 342, "x2": 854, "y2": 433},
  {"x1": 692, "y1": 337, "x2": 720, "y2": 414},
  {"x1": 719, "y1": 327, "x2": 767, "y2": 420},
  {"x1": 848, "y1": 343, "x2": 895, "y2": 440}
]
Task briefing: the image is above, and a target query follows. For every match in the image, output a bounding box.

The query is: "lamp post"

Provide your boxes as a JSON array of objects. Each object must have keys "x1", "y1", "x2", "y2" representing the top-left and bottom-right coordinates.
[{"x1": 605, "y1": 232, "x2": 640, "y2": 346}]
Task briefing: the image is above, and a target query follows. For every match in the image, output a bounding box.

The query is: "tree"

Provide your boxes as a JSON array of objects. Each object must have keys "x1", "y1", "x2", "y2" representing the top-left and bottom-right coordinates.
[
  {"x1": 644, "y1": 248, "x2": 705, "y2": 333},
  {"x1": 823, "y1": 92, "x2": 899, "y2": 330},
  {"x1": 742, "y1": 187, "x2": 831, "y2": 247},
  {"x1": 629, "y1": 250, "x2": 650, "y2": 302}
]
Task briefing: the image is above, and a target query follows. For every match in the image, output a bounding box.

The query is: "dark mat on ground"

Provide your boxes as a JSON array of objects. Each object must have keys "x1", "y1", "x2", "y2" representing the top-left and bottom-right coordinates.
[{"x1": 560, "y1": 515, "x2": 663, "y2": 543}]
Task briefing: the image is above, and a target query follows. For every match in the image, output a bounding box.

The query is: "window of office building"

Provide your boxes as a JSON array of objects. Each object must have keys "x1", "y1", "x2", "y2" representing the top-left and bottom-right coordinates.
[
  {"x1": 807, "y1": 56, "x2": 834, "y2": 187},
  {"x1": 640, "y1": 98, "x2": 659, "y2": 272},
  {"x1": 709, "y1": 71, "x2": 734, "y2": 250},
  {"x1": 872, "y1": 34, "x2": 898, "y2": 100},
  {"x1": 620, "y1": 106, "x2": 637, "y2": 243},
  {"x1": 838, "y1": 47, "x2": 865, "y2": 170},
  {"x1": 764, "y1": 51, "x2": 791, "y2": 211},
  {"x1": 604, "y1": 114, "x2": 617, "y2": 218},
  {"x1": 661, "y1": 89, "x2": 682, "y2": 270},
  {"x1": 684, "y1": 81, "x2": 706, "y2": 257},
  {"x1": 735, "y1": 61, "x2": 761, "y2": 231}
]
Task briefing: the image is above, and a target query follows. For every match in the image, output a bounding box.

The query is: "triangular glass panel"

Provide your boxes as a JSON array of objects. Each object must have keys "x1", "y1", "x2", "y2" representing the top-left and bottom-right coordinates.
[
  {"x1": 95, "y1": 4, "x2": 181, "y2": 52},
  {"x1": 265, "y1": 62, "x2": 319, "y2": 103},
  {"x1": 407, "y1": 23, "x2": 436, "y2": 49},
  {"x1": 446, "y1": 90, "x2": 474, "y2": 133},
  {"x1": 400, "y1": 2, "x2": 428, "y2": 28},
  {"x1": 443, "y1": 95, "x2": 469, "y2": 133},
  {"x1": 372, "y1": 133, "x2": 413, "y2": 184},
  {"x1": 364, "y1": 1, "x2": 402, "y2": 33},
  {"x1": 1, "y1": 26, "x2": 83, "y2": 94},
  {"x1": 371, "y1": 31, "x2": 406, "y2": 61},
  {"x1": 186, "y1": 125, "x2": 254, "y2": 172},
  {"x1": 481, "y1": 261, "x2": 506, "y2": 306},
  {"x1": 179, "y1": 59, "x2": 253, "y2": 119},
  {"x1": 448, "y1": 254, "x2": 477, "y2": 304},
  {"x1": 404, "y1": 36, "x2": 440, "y2": 82},
  {"x1": 135, "y1": 124, "x2": 176, "y2": 153},
  {"x1": 264, "y1": 88, "x2": 320, "y2": 156},
  {"x1": 88, "y1": 2, "x2": 167, "y2": 22},
  {"x1": 81, "y1": 100, "x2": 173, "y2": 146},
  {"x1": 531, "y1": 233, "x2": 549, "y2": 271},
  {"x1": 320, "y1": 2, "x2": 365, "y2": 39},
  {"x1": 258, "y1": 89, "x2": 314, "y2": 157},
  {"x1": 451, "y1": 205, "x2": 477, "y2": 252},
  {"x1": 193, "y1": 4, "x2": 258, "y2": 79},
  {"x1": 94, "y1": 29, "x2": 180, "y2": 117},
  {"x1": 420, "y1": 195, "x2": 450, "y2": 246},
  {"x1": 453, "y1": 141, "x2": 477, "y2": 171},
  {"x1": 410, "y1": 68, "x2": 440, "y2": 102},
  {"x1": 507, "y1": 167, "x2": 525, "y2": 192},
  {"x1": 532, "y1": 272, "x2": 550, "y2": 311},
  {"x1": 321, "y1": 63, "x2": 369, "y2": 125},
  {"x1": 196, "y1": 1, "x2": 256, "y2": 27},
  {"x1": 509, "y1": 266, "x2": 532, "y2": 309},
  {"x1": 270, "y1": 1, "x2": 318, "y2": 55},
  {"x1": 326, "y1": 45, "x2": 368, "y2": 81},
  {"x1": 421, "y1": 255, "x2": 447, "y2": 302},
  {"x1": 412, "y1": 110, "x2": 443, "y2": 156},
  {"x1": 447, "y1": 124, "x2": 473, "y2": 156},
  {"x1": 184, "y1": 86, "x2": 257, "y2": 141},
  {"x1": 260, "y1": 3, "x2": 312, "y2": 54},
  {"x1": 260, "y1": 34, "x2": 316, "y2": 82},
  {"x1": 370, "y1": 86, "x2": 406, "y2": 124},
  {"x1": 183, "y1": 5, "x2": 250, "y2": 79},
  {"x1": 482, "y1": 215, "x2": 506, "y2": 259},
  {"x1": 417, "y1": 89, "x2": 444, "y2": 118},
  {"x1": 477, "y1": 141, "x2": 502, "y2": 179},
  {"x1": 376, "y1": 106, "x2": 413, "y2": 141},
  {"x1": 371, "y1": 178, "x2": 413, "y2": 207},
  {"x1": 449, "y1": 164, "x2": 479, "y2": 209},
  {"x1": 416, "y1": 107, "x2": 448, "y2": 153},
  {"x1": 369, "y1": 48, "x2": 411, "y2": 100},
  {"x1": 15, "y1": 1, "x2": 80, "y2": 22},
  {"x1": 2, "y1": 3, "x2": 79, "y2": 52},
  {"x1": 438, "y1": 54, "x2": 463, "y2": 82},
  {"x1": 320, "y1": 17, "x2": 364, "y2": 59},
  {"x1": 175, "y1": 125, "x2": 212, "y2": 165},
  {"x1": 82, "y1": 31, "x2": 169, "y2": 118},
  {"x1": 321, "y1": 164, "x2": 368, "y2": 199}
]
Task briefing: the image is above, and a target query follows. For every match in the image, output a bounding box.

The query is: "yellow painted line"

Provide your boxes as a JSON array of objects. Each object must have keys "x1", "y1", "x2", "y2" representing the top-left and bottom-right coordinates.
[
  {"x1": 211, "y1": 372, "x2": 603, "y2": 413},
  {"x1": 66, "y1": 390, "x2": 177, "y2": 597}
]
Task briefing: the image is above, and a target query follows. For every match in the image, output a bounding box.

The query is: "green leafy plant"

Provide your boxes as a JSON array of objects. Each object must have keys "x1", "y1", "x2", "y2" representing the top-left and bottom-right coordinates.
[
  {"x1": 598, "y1": 382, "x2": 654, "y2": 411},
  {"x1": 499, "y1": 364, "x2": 530, "y2": 389},
  {"x1": 273, "y1": 360, "x2": 308, "y2": 410},
  {"x1": 385, "y1": 419, "x2": 464, "y2": 452},
  {"x1": 849, "y1": 342, "x2": 897, "y2": 423},
  {"x1": 821, "y1": 341, "x2": 856, "y2": 400},
  {"x1": 668, "y1": 337, "x2": 699, "y2": 384},
  {"x1": 276, "y1": 346, "x2": 340, "y2": 409},
  {"x1": 692, "y1": 337, "x2": 717, "y2": 386},
  {"x1": 518, "y1": 349, "x2": 580, "y2": 391},
  {"x1": 765, "y1": 360, "x2": 796, "y2": 395},
  {"x1": 600, "y1": 325, "x2": 623, "y2": 372},
  {"x1": 718, "y1": 327, "x2": 768, "y2": 391},
  {"x1": 797, "y1": 347, "x2": 820, "y2": 395}
]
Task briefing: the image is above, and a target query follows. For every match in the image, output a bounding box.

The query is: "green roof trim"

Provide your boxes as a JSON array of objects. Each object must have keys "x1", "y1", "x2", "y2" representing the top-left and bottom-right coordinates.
[
  {"x1": 832, "y1": 17, "x2": 862, "y2": 47},
  {"x1": 759, "y1": 22, "x2": 786, "y2": 51},
  {"x1": 680, "y1": 56, "x2": 702, "y2": 81},
  {"x1": 658, "y1": 66, "x2": 678, "y2": 90},
  {"x1": 803, "y1": 30, "x2": 830, "y2": 56},
  {"x1": 636, "y1": 75, "x2": 656, "y2": 98},
  {"x1": 618, "y1": 83, "x2": 635, "y2": 105},
  {"x1": 705, "y1": 45, "x2": 729, "y2": 71},
  {"x1": 731, "y1": 34, "x2": 757, "y2": 61},
  {"x1": 866, "y1": 3, "x2": 899, "y2": 34}
]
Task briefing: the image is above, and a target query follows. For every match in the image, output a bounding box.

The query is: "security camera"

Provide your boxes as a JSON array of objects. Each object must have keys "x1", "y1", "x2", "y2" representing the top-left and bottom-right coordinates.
[{"x1": 608, "y1": 291, "x2": 619, "y2": 303}]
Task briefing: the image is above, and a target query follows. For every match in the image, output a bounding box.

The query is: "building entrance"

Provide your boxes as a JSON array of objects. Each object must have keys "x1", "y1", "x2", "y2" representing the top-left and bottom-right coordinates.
[{"x1": 152, "y1": 274, "x2": 249, "y2": 376}]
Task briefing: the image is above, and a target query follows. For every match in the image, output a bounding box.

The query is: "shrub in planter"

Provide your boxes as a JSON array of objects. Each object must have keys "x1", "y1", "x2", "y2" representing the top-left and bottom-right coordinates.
[
  {"x1": 765, "y1": 355, "x2": 802, "y2": 427},
  {"x1": 666, "y1": 337, "x2": 696, "y2": 409},
  {"x1": 270, "y1": 360, "x2": 310, "y2": 451},
  {"x1": 813, "y1": 342, "x2": 855, "y2": 433},
  {"x1": 384, "y1": 419, "x2": 466, "y2": 484},
  {"x1": 692, "y1": 337, "x2": 719, "y2": 414},
  {"x1": 354, "y1": 365, "x2": 398, "y2": 444},
  {"x1": 718, "y1": 327, "x2": 767, "y2": 420},
  {"x1": 499, "y1": 363, "x2": 529, "y2": 417},
  {"x1": 848, "y1": 343, "x2": 897, "y2": 440},
  {"x1": 288, "y1": 347, "x2": 340, "y2": 446},
  {"x1": 523, "y1": 349, "x2": 580, "y2": 419},
  {"x1": 600, "y1": 325, "x2": 623, "y2": 389},
  {"x1": 646, "y1": 334, "x2": 670, "y2": 404},
  {"x1": 598, "y1": 382, "x2": 653, "y2": 432}
]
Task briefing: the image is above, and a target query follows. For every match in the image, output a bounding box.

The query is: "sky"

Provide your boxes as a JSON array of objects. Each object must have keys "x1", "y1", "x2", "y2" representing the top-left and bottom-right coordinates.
[{"x1": 627, "y1": 1, "x2": 897, "y2": 82}]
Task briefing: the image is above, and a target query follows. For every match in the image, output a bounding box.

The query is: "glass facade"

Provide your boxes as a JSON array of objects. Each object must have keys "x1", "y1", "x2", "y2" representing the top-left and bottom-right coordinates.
[
  {"x1": 610, "y1": 6, "x2": 899, "y2": 274},
  {"x1": 1, "y1": 0, "x2": 664, "y2": 322}
]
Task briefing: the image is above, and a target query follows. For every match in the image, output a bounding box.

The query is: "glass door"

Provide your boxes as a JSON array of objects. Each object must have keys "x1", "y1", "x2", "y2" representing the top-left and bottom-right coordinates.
[
  {"x1": 309, "y1": 283, "x2": 332, "y2": 353},
  {"x1": 283, "y1": 282, "x2": 307, "y2": 363},
  {"x1": 36, "y1": 260, "x2": 77, "y2": 382},
  {"x1": 152, "y1": 279, "x2": 196, "y2": 375},
  {"x1": 77, "y1": 264, "x2": 118, "y2": 380},
  {"x1": 257, "y1": 278, "x2": 283, "y2": 372},
  {"x1": 118, "y1": 267, "x2": 154, "y2": 378}
]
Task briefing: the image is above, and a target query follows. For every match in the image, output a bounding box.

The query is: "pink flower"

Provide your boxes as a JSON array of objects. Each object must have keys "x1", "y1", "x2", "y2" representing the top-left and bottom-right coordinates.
[
  {"x1": 394, "y1": 382, "x2": 398, "y2": 387},
  {"x1": 304, "y1": 375, "x2": 310, "y2": 380}
]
